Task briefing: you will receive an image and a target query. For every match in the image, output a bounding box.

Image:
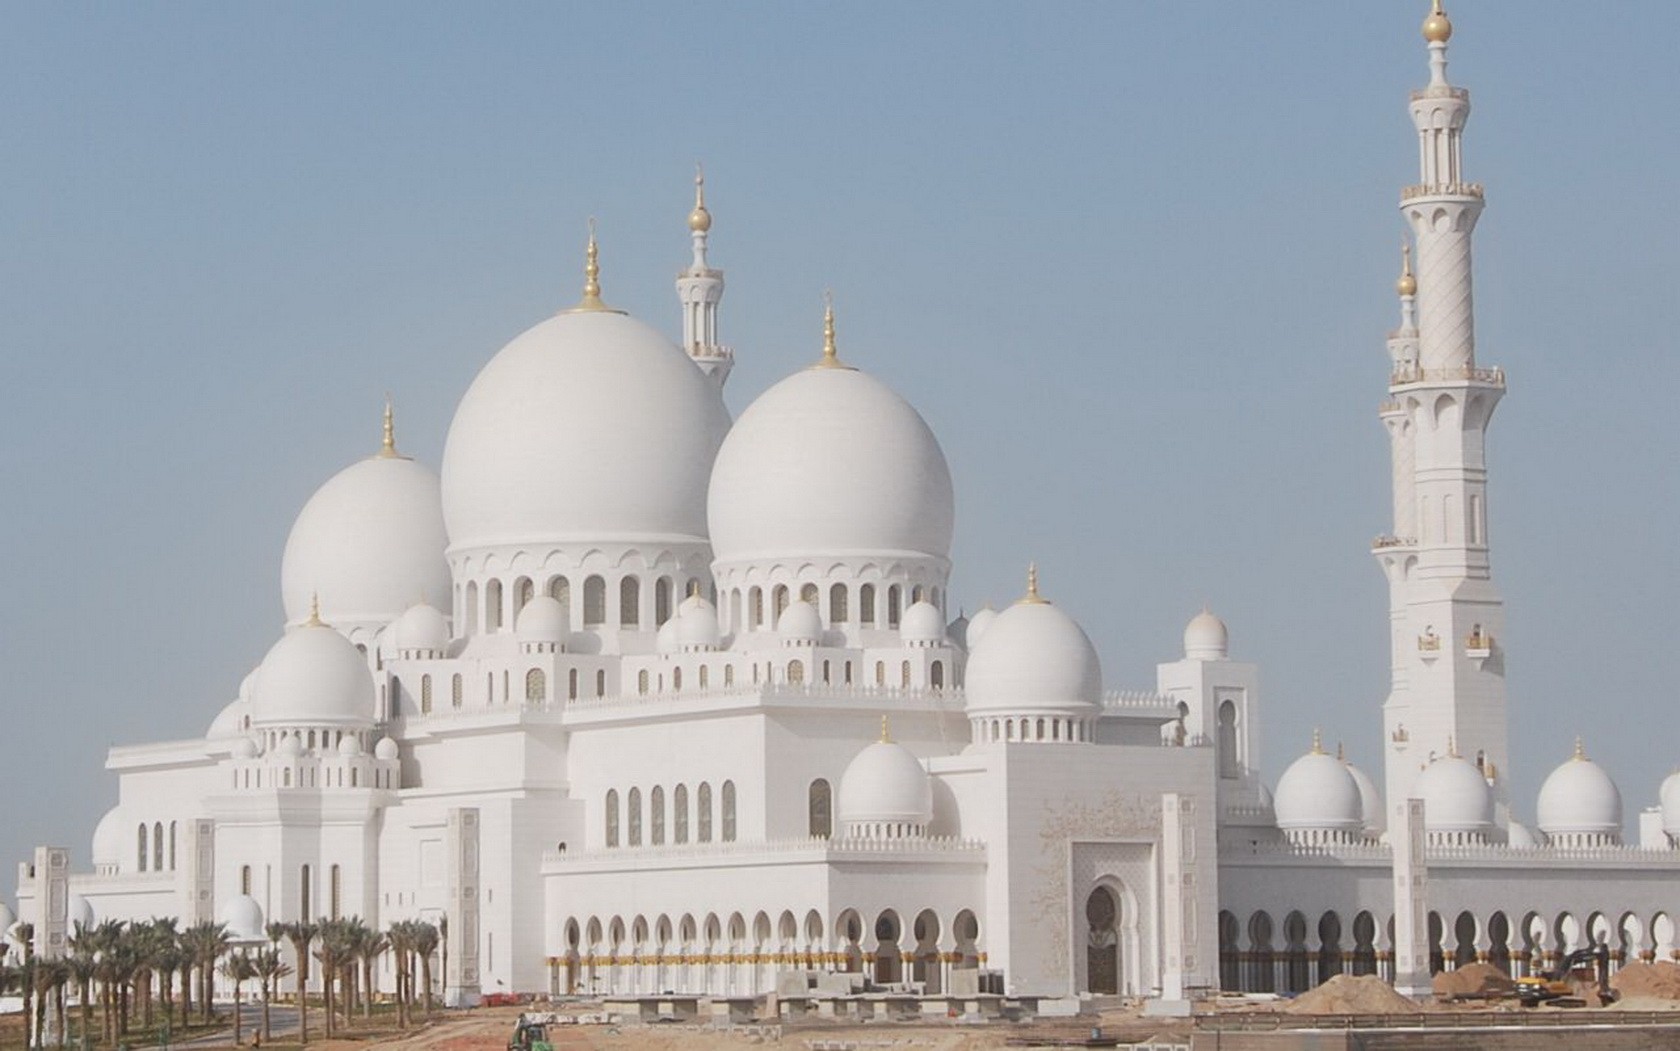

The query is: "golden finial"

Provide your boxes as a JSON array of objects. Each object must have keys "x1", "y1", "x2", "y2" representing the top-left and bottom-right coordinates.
[
  {"x1": 880, "y1": 714, "x2": 892, "y2": 743},
  {"x1": 306, "y1": 592, "x2": 324, "y2": 627},
  {"x1": 1019, "y1": 562, "x2": 1048, "y2": 605},
  {"x1": 1336, "y1": 740, "x2": 1345, "y2": 762},
  {"x1": 567, "y1": 218, "x2": 621, "y2": 314},
  {"x1": 688, "y1": 163, "x2": 712, "y2": 233},
  {"x1": 687, "y1": 579, "x2": 701, "y2": 599},
  {"x1": 1311, "y1": 727, "x2": 1323, "y2": 755},
  {"x1": 1422, "y1": 0, "x2": 1452, "y2": 44},
  {"x1": 811, "y1": 291, "x2": 849, "y2": 369},
  {"x1": 378, "y1": 394, "x2": 400, "y2": 458},
  {"x1": 1396, "y1": 243, "x2": 1417, "y2": 297},
  {"x1": 1573, "y1": 736, "x2": 1586, "y2": 762},
  {"x1": 1446, "y1": 735, "x2": 1459, "y2": 758}
]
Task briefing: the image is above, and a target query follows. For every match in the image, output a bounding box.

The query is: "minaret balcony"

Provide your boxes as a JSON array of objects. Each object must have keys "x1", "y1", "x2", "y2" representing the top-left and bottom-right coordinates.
[
  {"x1": 1417, "y1": 630, "x2": 1442, "y2": 660},
  {"x1": 1400, "y1": 182, "x2": 1483, "y2": 201},
  {"x1": 689, "y1": 343, "x2": 734, "y2": 361},
  {"x1": 1464, "y1": 628, "x2": 1494, "y2": 668},
  {"x1": 1389, "y1": 364, "x2": 1504, "y2": 389},
  {"x1": 1372, "y1": 534, "x2": 1416, "y2": 551},
  {"x1": 1410, "y1": 85, "x2": 1469, "y2": 102}
]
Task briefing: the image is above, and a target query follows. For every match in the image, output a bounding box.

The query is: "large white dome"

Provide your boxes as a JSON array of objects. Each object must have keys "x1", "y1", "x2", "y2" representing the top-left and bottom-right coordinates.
[
  {"x1": 708, "y1": 361, "x2": 953, "y2": 565},
  {"x1": 1661, "y1": 771, "x2": 1680, "y2": 837},
  {"x1": 219, "y1": 895, "x2": 266, "y2": 941},
  {"x1": 1273, "y1": 745, "x2": 1363, "y2": 834},
  {"x1": 281, "y1": 452, "x2": 449, "y2": 630},
  {"x1": 965, "y1": 595, "x2": 1101, "y2": 716},
  {"x1": 1537, "y1": 744, "x2": 1622, "y2": 837},
  {"x1": 838, "y1": 737, "x2": 933, "y2": 834},
  {"x1": 442, "y1": 309, "x2": 730, "y2": 551},
  {"x1": 91, "y1": 807, "x2": 127, "y2": 868},
  {"x1": 251, "y1": 621, "x2": 376, "y2": 728},
  {"x1": 1412, "y1": 753, "x2": 1493, "y2": 834}
]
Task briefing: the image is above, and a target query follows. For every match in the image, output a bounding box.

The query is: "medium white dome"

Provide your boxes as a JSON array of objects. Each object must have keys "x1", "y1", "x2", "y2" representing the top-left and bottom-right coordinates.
[
  {"x1": 1537, "y1": 745, "x2": 1622, "y2": 837},
  {"x1": 441, "y1": 310, "x2": 730, "y2": 551},
  {"x1": 218, "y1": 895, "x2": 266, "y2": 941},
  {"x1": 391, "y1": 602, "x2": 450, "y2": 654},
  {"x1": 516, "y1": 595, "x2": 569, "y2": 646},
  {"x1": 67, "y1": 893, "x2": 94, "y2": 931},
  {"x1": 965, "y1": 598, "x2": 1101, "y2": 716},
  {"x1": 337, "y1": 734, "x2": 362, "y2": 757},
  {"x1": 708, "y1": 363, "x2": 953, "y2": 565},
  {"x1": 1273, "y1": 747, "x2": 1363, "y2": 834},
  {"x1": 251, "y1": 622, "x2": 376, "y2": 728},
  {"x1": 206, "y1": 697, "x2": 251, "y2": 740},
  {"x1": 1184, "y1": 608, "x2": 1229, "y2": 660},
  {"x1": 1660, "y1": 771, "x2": 1680, "y2": 836},
  {"x1": 901, "y1": 601, "x2": 944, "y2": 646},
  {"x1": 276, "y1": 735, "x2": 303, "y2": 758},
  {"x1": 281, "y1": 453, "x2": 449, "y2": 629},
  {"x1": 1345, "y1": 760, "x2": 1385, "y2": 834},
  {"x1": 233, "y1": 736, "x2": 259, "y2": 759},
  {"x1": 965, "y1": 607, "x2": 998, "y2": 650},
  {"x1": 779, "y1": 600, "x2": 822, "y2": 646},
  {"x1": 838, "y1": 738, "x2": 933, "y2": 832},
  {"x1": 374, "y1": 736, "x2": 400, "y2": 761},
  {"x1": 675, "y1": 594, "x2": 720, "y2": 651},
  {"x1": 656, "y1": 617, "x2": 680, "y2": 655},
  {"x1": 1413, "y1": 754, "x2": 1493, "y2": 834},
  {"x1": 91, "y1": 807, "x2": 127, "y2": 868}
]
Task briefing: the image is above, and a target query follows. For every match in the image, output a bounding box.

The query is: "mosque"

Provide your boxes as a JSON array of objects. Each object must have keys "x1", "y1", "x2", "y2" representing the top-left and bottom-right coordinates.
[{"x1": 9, "y1": 3, "x2": 1680, "y2": 1005}]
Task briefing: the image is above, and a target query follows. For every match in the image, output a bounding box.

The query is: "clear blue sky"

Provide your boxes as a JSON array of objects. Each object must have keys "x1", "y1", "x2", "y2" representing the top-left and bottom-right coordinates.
[{"x1": 2, "y1": 2, "x2": 1677, "y2": 871}]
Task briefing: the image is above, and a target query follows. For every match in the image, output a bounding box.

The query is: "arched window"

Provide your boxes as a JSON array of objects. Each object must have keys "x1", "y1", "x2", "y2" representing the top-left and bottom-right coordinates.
[
  {"x1": 800, "y1": 582, "x2": 819, "y2": 606},
  {"x1": 595, "y1": 669, "x2": 606, "y2": 696},
  {"x1": 721, "y1": 780, "x2": 737, "y2": 842},
  {"x1": 808, "y1": 779, "x2": 832, "y2": 838},
  {"x1": 638, "y1": 670, "x2": 649, "y2": 695},
  {"x1": 698, "y1": 783, "x2": 714, "y2": 842},
  {"x1": 169, "y1": 821, "x2": 177, "y2": 870},
  {"x1": 875, "y1": 661, "x2": 885, "y2": 686},
  {"x1": 300, "y1": 865, "x2": 311, "y2": 921},
  {"x1": 583, "y1": 576, "x2": 606, "y2": 626},
  {"x1": 627, "y1": 787, "x2": 643, "y2": 846},
  {"x1": 651, "y1": 786, "x2": 666, "y2": 845},
  {"x1": 526, "y1": 668, "x2": 546, "y2": 703},
  {"x1": 844, "y1": 661, "x2": 854, "y2": 685},
  {"x1": 1218, "y1": 700, "x2": 1240, "y2": 779},
  {"x1": 620, "y1": 576, "x2": 640, "y2": 628},
  {"x1": 788, "y1": 660, "x2": 804, "y2": 684},
  {"x1": 420, "y1": 674, "x2": 433, "y2": 714},
  {"x1": 464, "y1": 580, "x2": 479, "y2": 635},
  {"x1": 931, "y1": 661, "x2": 944, "y2": 689},
  {"x1": 153, "y1": 822, "x2": 164, "y2": 871},
  {"x1": 137, "y1": 825, "x2": 148, "y2": 872},
  {"x1": 240, "y1": 865, "x2": 252, "y2": 896},
  {"x1": 330, "y1": 864, "x2": 342, "y2": 920},
  {"x1": 673, "y1": 667, "x2": 683, "y2": 692},
  {"x1": 830, "y1": 584, "x2": 848, "y2": 624},
  {"x1": 773, "y1": 585, "x2": 789, "y2": 620},
  {"x1": 515, "y1": 577, "x2": 534, "y2": 617},
  {"x1": 887, "y1": 585, "x2": 902, "y2": 627},
  {"x1": 901, "y1": 661, "x2": 912, "y2": 687},
  {"x1": 674, "y1": 784, "x2": 689, "y2": 843},
  {"x1": 605, "y1": 790, "x2": 620, "y2": 848},
  {"x1": 451, "y1": 674, "x2": 463, "y2": 709},
  {"x1": 485, "y1": 579, "x2": 504, "y2": 632},
  {"x1": 724, "y1": 665, "x2": 734, "y2": 687},
  {"x1": 568, "y1": 669, "x2": 579, "y2": 700},
  {"x1": 822, "y1": 660, "x2": 831, "y2": 684},
  {"x1": 655, "y1": 577, "x2": 673, "y2": 626},
  {"x1": 698, "y1": 665, "x2": 709, "y2": 689},
  {"x1": 912, "y1": 585, "x2": 925, "y2": 603},
  {"x1": 860, "y1": 584, "x2": 876, "y2": 625},
  {"x1": 749, "y1": 588, "x2": 764, "y2": 630},
  {"x1": 548, "y1": 575, "x2": 570, "y2": 607}
]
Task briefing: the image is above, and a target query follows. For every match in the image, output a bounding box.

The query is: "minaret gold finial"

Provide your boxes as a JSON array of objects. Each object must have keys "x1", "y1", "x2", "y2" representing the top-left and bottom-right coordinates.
[
  {"x1": 688, "y1": 579, "x2": 701, "y2": 599},
  {"x1": 811, "y1": 291, "x2": 851, "y2": 370},
  {"x1": 567, "y1": 218, "x2": 622, "y2": 314},
  {"x1": 379, "y1": 395, "x2": 398, "y2": 458},
  {"x1": 1573, "y1": 736, "x2": 1585, "y2": 762},
  {"x1": 1422, "y1": 0, "x2": 1452, "y2": 44},
  {"x1": 1446, "y1": 735, "x2": 1458, "y2": 758},
  {"x1": 1336, "y1": 740, "x2": 1345, "y2": 762},
  {"x1": 1020, "y1": 562, "x2": 1048, "y2": 605},
  {"x1": 307, "y1": 591, "x2": 324, "y2": 627},
  {"x1": 1311, "y1": 727, "x2": 1323, "y2": 755},
  {"x1": 688, "y1": 163, "x2": 712, "y2": 233},
  {"x1": 1396, "y1": 243, "x2": 1417, "y2": 297},
  {"x1": 880, "y1": 714, "x2": 891, "y2": 744}
]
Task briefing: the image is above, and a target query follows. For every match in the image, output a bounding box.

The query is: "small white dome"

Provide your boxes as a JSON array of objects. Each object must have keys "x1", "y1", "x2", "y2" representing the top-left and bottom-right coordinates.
[
  {"x1": 1660, "y1": 771, "x2": 1680, "y2": 836},
  {"x1": 0, "y1": 903, "x2": 14, "y2": 936},
  {"x1": 656, "y1": 617, "x2": 680, "y2": 655},
  {"x1": 838, "y1": 737, "x2": 933, "y2": 833},
  {"x1": 1344, "y1": 760, "x2": 1386, "y2": 834},
  {"x1": 778, "y1": 600, "x2": 822, "y2": 646},
  {"x1": 391, "y1": 602, "x2": 451, "y2": 654},
  {"x1": 708, "y1": 361, "x2": 954, "y2": 566},
  {"x1": 965, "y1": 607, "x2": 998, "y2": 650},
  {"x1": 206, "y1": 697, "x2": 252, "y2": 740},
  {"x1": 1537, "y1": 744, "x2": 1622, "y2": 837},
  {"x1": 233, "y1": 736, "x2": 259, "y2": 760},
  {"x1": 337, "y1": 734, "x2": 362, "y2": 757},
  {"x1": 90, "y1": 807, "x2": 127, "y2": 868},
  {"x1": 218, "y1": 895, "x2": 266, "y2": 941},
  {"x1": 276, "y1": 735, "x2": 303, "y2": 758},
  {"x1": 1413, "y1": 753, "x2": 1494, "y2": 834},
  {"x1": 675, "y1": 594, "x2": 721, "y2": 651},
  {"x1": 280, "y1": 452, "x2": 449, "y2": 630},
  {"x1": 67, "y1": 893, "x2": 94, "y2": 932},
  {"x1": 374, "y1": 736, "x2": 400, "y2": 761},
  {"x1": 946, "y1": 611, "x2": 969, "y2": 650},
  {"x1": 1273, "y1": 745, "x2": 1363, "y2": 834},
  {"x1": 900, "y1": 601, "x2": 945, "y2": 646},
  {"x1": 441, "y1": 310, "x2": 730, "y2": 552},
  {"x1": 965, "y1": 597, "x2": 1101, "y2": 716},
  {"x1": 1506, "y1": 820, "x2": 1539, "y2": 848},
  {"x1": 516, "y1": 595, "x2": 569, "y2": 646},
  {"x1": 1184, "y1": 608, "x2": 1229, "y2": 660},
  {"x1": 251, "y1": 622, "x2": 376, "y2": 728}
]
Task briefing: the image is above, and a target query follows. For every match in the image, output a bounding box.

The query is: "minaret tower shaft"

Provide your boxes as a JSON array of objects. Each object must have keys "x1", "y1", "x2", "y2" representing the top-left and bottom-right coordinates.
[
  {"x1": 1376, "y1": 2, "x2": 1511, "y2": 821},
  {"x1": 677, "y1": 166, "x2": 733, "y2": 387}
]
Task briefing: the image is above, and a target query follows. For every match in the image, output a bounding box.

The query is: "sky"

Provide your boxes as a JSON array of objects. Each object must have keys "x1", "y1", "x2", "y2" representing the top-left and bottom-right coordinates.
[{"x1": 1, "y1": 2, "x2": 1677, "y2": 873}]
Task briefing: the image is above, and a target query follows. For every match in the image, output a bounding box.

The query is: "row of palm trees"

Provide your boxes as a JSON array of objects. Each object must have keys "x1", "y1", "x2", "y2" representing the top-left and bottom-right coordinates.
[{"x1": 1, "y1": 915, "x2": 443, "y2": 1049}]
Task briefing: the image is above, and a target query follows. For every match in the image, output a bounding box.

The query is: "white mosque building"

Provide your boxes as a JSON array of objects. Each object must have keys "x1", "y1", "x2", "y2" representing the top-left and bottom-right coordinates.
[{"x1": 11, "y1": 3, "x2": 1680, "y2": 1004}]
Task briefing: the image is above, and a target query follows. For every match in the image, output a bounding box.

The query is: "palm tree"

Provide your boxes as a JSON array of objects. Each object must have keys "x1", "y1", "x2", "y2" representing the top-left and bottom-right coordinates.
[
  {"x1": 66, "y1": 952, "x2": 97, "y2": 1051},
  {"x1": 352, "y1": 927, "x2": 387, "y2": 1022},
  {"x1": 218, "y1": 953, "x2": 255, "y2": 1047},
  {"x1": 282, "y1": 922, "x2": 317, "y2": 1046},
  {"x1": 32, "y1": 958, "x2": 68, "y2": 1051},
  {"x1": 384, "y1": 922, "x2": 413, "y2": 1030},
  {"x1": 145, "y1": 917, "x2": 180, "y2": 1030},
  {"x1": 411, "y1": 923, "x2": 439, "y2": 1021},
  {"x1": 251, "y1": 947, "x2": 291, "y2": 1044},
  {"x1": 16, "y1": 922, "x2": 35, "y2": 1050},
  {"x1": 179, "y1": 921, "x2": 230, "y2": 1026}
]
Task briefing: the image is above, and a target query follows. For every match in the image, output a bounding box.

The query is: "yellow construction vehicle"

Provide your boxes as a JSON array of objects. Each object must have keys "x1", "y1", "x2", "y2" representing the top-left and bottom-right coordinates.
[{"x1": 1515, "y1": 942, "x2": 1616, "y2": 1007}]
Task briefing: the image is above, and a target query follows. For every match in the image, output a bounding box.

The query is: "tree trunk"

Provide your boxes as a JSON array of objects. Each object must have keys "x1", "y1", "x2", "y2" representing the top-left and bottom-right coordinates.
[
  {"x1": 230, "y1": 984, "x2": 241, "y2": 1048},
  {"x1": 296, "y1": 960, "x2": 308, "y2": 1047},
  {"x1": 79, "y1": 980, "x2": 92, "y2": 1051},
  {"x1": 260, "y1": 975, "x2": 271, "y2": 1043},
  {"x1": 419, "y1": 952, "x2": 434, "y2": 1020},
  {"x1": 55, "y1": 983, "x2": 67, "y2": 1050}
]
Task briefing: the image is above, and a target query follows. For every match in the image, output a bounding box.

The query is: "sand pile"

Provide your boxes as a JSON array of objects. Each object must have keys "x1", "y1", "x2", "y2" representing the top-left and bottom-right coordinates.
[
  {"x1": 1284, "y1": 974, "x2": 1421, "y2": 1014},
  {"x1": 1610, "y1": 960, "x2": 1680, "y2": 1000},
  {"x1": 1432, "y1": 961, "x2": 1517, "y2": 999}
]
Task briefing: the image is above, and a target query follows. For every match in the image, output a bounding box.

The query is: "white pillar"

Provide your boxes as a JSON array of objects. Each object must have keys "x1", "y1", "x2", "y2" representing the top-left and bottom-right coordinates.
[{"x1": 1392, "y1": 799, "x2": 1432, "y2": 997}]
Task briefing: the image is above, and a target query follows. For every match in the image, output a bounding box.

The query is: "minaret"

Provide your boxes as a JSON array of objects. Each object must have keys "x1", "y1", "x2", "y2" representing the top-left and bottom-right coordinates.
[
  {"x1": 1377, "y1": 1, "x2": 1510, "y2": 820},
  {"x1": 677, "y1": 166, "x2": 733, "y2": 387}
]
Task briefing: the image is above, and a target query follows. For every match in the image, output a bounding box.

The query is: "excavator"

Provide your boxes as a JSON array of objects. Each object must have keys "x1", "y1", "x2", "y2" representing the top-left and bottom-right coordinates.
[
  {"x1": 1515, "y1": 940, "x2": 1617, "y2": 1007},
  {"x1": 507, "y1": 1015, "x2": 554, "y2": 1051}
]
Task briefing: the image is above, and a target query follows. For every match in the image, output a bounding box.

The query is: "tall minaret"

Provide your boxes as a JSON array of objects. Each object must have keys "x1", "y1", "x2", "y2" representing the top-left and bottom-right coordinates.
[
  {"x1": 677, "y1": 166, "x2": 733, "y2": 387},
  {"x1": 1376, "y1": 1, "x2": 1510, "y2": 822}
]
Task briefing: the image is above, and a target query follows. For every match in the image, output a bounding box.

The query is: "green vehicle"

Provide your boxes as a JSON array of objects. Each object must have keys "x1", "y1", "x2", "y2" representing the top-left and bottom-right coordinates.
[{"x1": 507, "y1": 1018, "x2": 553, "y2": 1051}]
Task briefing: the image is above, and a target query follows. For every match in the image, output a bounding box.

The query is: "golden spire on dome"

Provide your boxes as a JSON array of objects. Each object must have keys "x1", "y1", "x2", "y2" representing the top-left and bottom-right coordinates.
[
  {"x1": 1336, "y1": 740, "x2": 1345, "y2": 762},
  {"x1": 1422, "y1": 0, "x2": 1452, "y2": 44},
  {"x1": 567, "y1": 218, "x2": 623, "y2": 314},
  {"x1": 1396, "y1": 243, "x2": 1417, "y2": 297},
  {"x1": 1019, "y1": 562, "x2": 1048, "y2": 605},
  {"x1": 1311, "y1": 727, "x2": 1323, "y2": 755},
  {"x1": 688, "y1": 163, "x2": 712, "y2": 233},
  {"x1": 306, "y1": 592, "x2": 325, "y2": 627},
  {"x1": 880, "y1": 714, "x2": 892, "y2": 744},
  {"x1": 377, "y1": 394, "x2": 408, "y2": 459},
  {"x1": 1446, "y1": 735, "x2": 1459, "y2": 758},
  {"x1": 811, "y1": 292, "x2": 852, "y2": 370},
  {"x1": 1573, "y1": 736, "x2": 1586, "y2": 762}
]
